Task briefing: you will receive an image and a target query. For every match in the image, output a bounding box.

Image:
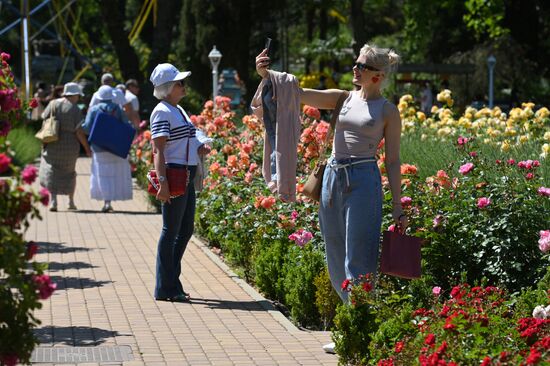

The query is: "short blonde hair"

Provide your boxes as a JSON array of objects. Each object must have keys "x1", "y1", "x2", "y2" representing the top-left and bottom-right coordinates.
[
  {"x1": 359, "y1": 44, "x2": 400, "y2": 76},
  {"x1": 153, "y1": 81, "x2": 176, "y2": 100}
]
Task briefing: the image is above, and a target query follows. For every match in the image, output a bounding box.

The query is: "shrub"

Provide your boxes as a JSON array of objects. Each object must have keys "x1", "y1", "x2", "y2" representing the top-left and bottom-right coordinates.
[
  {"x1": 283, "y1": 244, "x2": 325, "y2": 328},
  {"x1": 314, "y1": 266, "x2": 341, "y2": 330},
  {"x1": 1, "y1": 50, "x2": 54, "y2": 366}
]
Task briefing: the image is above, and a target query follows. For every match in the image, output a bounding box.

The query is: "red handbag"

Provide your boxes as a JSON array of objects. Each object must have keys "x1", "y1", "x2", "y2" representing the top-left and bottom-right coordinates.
[
  {"x1": 380, "y1": 230, "x2": 423, "y2": 279},
  {"x1": 147, "y1": 167, "x2": 189, "y2": 198},
  {"x1": 147, "y1": 138, "x2": 190, "y2": 199}
]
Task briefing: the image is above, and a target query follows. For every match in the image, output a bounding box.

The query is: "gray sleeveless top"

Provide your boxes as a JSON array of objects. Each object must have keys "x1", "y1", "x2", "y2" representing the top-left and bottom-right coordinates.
[{"x1": 333, "y1": 91, "x2": 386, "y2": 160}]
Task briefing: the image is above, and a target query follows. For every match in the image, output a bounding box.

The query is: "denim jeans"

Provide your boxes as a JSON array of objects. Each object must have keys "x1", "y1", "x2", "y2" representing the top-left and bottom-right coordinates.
[
  {"x1": 262, "y1": 79, "x2": 278, "y2": 181},
  {"x1": 318, "y1": 157, "x2": 382, "y2": 302},
  {"x1": 154, "y1": 166, "x2": 197, "y2": 299}
]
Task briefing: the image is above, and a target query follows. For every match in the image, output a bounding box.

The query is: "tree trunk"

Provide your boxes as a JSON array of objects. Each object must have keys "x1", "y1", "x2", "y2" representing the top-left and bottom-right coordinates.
[
  {"x1": 350, "y1": 0, "x2": 367, "y2": 56},
  {"x1": 98, "y1": 0, "x2": 142, "y2": 84},
  {"x1": 305, "y1": 5, "x2": 315, "y2": 74}
]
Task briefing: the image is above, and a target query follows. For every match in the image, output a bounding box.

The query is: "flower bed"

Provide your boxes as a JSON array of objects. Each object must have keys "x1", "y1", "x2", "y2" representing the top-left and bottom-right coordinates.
[
  {"x1": 1, "y1": 51, "x2": 55, "y2": 366},
  {"x1": 129, "y1": 92, "x2": 549, "y2": 361}
]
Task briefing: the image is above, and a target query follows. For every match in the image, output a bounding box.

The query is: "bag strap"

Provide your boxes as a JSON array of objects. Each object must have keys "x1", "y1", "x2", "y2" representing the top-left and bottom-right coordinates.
[
  {"x1": 319, "y1": 90, "x2": 349, "y2": 156},
  {"x1": 176, "y1": 107, "x2": 192, "y2": 168}
]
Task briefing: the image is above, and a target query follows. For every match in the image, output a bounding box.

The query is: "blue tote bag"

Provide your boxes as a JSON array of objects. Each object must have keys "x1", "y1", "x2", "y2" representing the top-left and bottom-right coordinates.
[{"x1": 88, "y1": 111, "x2": 136, "y2": 159}]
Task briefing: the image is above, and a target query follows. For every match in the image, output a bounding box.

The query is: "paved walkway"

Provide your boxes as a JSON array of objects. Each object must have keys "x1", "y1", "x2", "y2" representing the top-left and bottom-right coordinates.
[{"x1": 26, "y1": 158, "x2": 337, "y2": 366}]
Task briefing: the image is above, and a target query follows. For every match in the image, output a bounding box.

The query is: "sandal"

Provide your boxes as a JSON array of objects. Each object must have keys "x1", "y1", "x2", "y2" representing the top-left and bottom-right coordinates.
[{"x1": 155, "y1": 292, "x2": 190, "y2": 303}]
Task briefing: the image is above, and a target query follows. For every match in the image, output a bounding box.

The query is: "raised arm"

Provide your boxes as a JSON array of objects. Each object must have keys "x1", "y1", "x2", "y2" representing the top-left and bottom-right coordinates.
[
  {"x1": 255, "y1": 49, "x2": 343, "y2": 110},
  {"x1": 383, "y1": 102, "x2": 408, "y2": 231}
]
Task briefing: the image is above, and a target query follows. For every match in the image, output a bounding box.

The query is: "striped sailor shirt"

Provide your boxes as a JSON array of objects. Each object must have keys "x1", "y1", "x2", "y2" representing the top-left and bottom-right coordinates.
[{"x1": 150, "y1": 101, "x2": 202, "y2": 165}]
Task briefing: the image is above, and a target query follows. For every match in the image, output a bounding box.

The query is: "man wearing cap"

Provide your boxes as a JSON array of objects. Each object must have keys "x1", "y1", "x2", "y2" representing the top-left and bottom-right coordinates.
[
  {"x1": 39, "y1": 82, "x2": 91, "y2": 212},
  {"x1": 81, "y1": 85, "x2": 134, "y2": 213},
  {"x1": 149, "y1": 63, "x2": 212, "y2": 302}
]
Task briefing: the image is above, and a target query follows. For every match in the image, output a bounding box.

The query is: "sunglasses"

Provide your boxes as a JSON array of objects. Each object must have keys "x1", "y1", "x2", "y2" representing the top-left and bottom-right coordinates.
[
  {"x1": 353, "y1": 62, "x2": 380, "y2": 72},
  {"x1": 176, "y1": 80, "x2": 186, "y2": 87}
]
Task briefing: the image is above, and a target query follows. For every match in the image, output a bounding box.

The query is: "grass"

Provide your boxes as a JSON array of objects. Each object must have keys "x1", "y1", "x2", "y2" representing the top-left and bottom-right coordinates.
[
  {"x1": 7, "y1": 126, "x2": 42, "y2": 167},
  {"x1": 400, "y1": 131, "x2": 549, "y2": 184}
]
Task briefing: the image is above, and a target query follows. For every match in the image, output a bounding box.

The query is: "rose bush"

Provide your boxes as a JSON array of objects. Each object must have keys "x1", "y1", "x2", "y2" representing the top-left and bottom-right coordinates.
[
  {"x1": 0, "y1": 51, "x2": 55, "y2": 365},
  {"x1": 129, "y1": 90, "x2": 548, "y2": 341}
]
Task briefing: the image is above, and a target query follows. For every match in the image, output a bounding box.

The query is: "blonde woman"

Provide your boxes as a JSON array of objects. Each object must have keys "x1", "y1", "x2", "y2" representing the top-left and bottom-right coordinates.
[{"x1": 256, "y1": 44, "x2": 408, "y2": 353}]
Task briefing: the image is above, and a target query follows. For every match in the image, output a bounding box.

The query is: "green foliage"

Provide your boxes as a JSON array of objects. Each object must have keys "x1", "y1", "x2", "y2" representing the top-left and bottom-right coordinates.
[
  {"x1": 254, "y1": 240, "x2": 289, "y2": 303},
  {"x1": 464, "y1": 0, "x2": 509, "y2": 40},
  {"x1": 396, "y1": 138, "x2": 550, "y2": 292},
  {"x1": 283, "y1": 244, "x2": 325, "y2": 327},
  {"x1": 6, "y1": 126, "x2": 42, "y2": 168},
  {"x1": 314, "y1": 266, "x2": 341, "y2": 330}
]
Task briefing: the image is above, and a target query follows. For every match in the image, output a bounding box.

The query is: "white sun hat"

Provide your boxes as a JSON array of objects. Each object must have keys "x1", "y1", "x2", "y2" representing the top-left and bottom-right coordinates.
[
  {"x1": 97, "y1": 85, "x2": 114, "y2": 101},
  {"x1": 62, "y1": 82, "x2": 84, "y2": 96},
  {"x1": 149, "y1": 63, "x2": 191, "y2": 87}
]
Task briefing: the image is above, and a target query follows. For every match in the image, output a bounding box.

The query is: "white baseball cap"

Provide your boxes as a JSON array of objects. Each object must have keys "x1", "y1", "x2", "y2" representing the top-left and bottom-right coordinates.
[
  {"x1": 62, "y1": 82, "x2": 84, "y2": 96},
  {"x1": 149, "y1": 63, "x2": 191, "y2": 87},
  {"x1": 97, "y1": 85, "x2": 114, "y2": 101}
]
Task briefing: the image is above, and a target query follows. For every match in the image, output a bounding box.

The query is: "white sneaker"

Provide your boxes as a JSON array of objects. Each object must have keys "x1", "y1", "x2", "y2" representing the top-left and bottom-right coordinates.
[{"x1": 322, "y1": 342, "x2": 335, "y2": 354}]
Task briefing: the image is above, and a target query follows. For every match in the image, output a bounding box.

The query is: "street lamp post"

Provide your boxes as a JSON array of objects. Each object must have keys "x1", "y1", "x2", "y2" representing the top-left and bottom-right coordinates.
[
  {"x1": 487, "y1": 55, "x2": 496, "y2": 109},
  {"x1": 208, "y1": 45, "x2": 222, "y2": 103}
]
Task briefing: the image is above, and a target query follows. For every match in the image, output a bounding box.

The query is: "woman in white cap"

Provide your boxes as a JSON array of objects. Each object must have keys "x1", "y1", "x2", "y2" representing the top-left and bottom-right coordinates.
[
  {"x1": 149, "y1": 63, "x2": 211, "y2": 302},
  {"x1": 39, "y1": 82, "x2": 91, "y2": 211},
  {"x1": 81, "y1": 85, "x2": 133, "y2": 212}
]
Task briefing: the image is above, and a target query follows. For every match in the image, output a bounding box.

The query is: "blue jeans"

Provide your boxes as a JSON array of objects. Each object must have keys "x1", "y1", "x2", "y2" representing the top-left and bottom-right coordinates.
[
  {"x1": 319, "y1": 157, "x2": 382, "y2": 301},
  {"x1": 154, "y1": 166, "x2": 197, "y2": 299}
]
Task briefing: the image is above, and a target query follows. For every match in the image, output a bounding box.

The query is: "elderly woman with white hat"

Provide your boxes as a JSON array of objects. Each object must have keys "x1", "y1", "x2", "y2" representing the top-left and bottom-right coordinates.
[
  {"x1": 81, "y1": 85, "x2": 133, "y2": 212},
  {"x1": 149, "y1": 63, "x2": 211, "y2": 302},
  {"x1": 39, "y1": 82, "x2": 91, "y2": 211}
]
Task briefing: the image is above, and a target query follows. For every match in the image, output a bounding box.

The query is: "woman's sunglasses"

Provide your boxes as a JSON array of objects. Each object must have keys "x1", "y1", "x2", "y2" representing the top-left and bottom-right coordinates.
[
  {"x1": 353, "y1": 62, "x2": 380, "y2": 72},
  {"x1": 176, "y1": 80, "x2": 186, "y2": 87}
]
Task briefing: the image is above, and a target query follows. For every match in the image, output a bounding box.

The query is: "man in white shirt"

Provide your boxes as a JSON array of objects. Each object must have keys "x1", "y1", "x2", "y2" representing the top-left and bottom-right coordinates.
[{"x1": 124, "y1": 79, "x2": 140, "y2": 115}]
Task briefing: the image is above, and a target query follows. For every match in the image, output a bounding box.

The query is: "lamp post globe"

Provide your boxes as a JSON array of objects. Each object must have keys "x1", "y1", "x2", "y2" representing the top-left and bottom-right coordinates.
[
  {"x1": 208, "y1": 46, "x2": 222, "y2": 102},
  {"x1": 487, "y1": 55, "x2": 496, "y2": 109}
]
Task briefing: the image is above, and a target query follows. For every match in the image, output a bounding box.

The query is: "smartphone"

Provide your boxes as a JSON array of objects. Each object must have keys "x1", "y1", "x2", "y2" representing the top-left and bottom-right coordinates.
[{"x1": 264, "y1": 37, "x2": 272, "y2": 56}]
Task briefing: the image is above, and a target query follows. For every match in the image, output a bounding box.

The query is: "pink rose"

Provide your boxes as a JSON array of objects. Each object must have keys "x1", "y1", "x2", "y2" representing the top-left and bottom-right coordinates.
[
  {"x1": 477, "y1": 197, "x2": 491, "y2": 209},
  {"x1": 21, "y1": 165, "x2": 38, "y2": 184},
  {"x1": 458, "y1": 163, "x2": 474, "y2": 175},
  {"x1": 539, "y1": 230, "x2": 550, "y2": 253},
  {"x1": 33, "y1": 274, "x2": 57, "y2": 299},
  {"x1": 291, "y1": 210, "x2": 299, "y2": 221},
  {"x1": 457, "y1": 136, "x2": 469, "y2": 146},
  {"x1": 0, "y1": 52, "x2": 10, "y2": 61},
  {"x1": 526, "y1": 173, "x2": 535, "y2": 180},
  {"x1": 400, "y1": 196, "x2": 412, "y2": 207},
  {"x1": 288, "y1": 229, "x2": 313, "y2": 247},
  {"x1": 469, "y1": 151, "x2": 478, "y2": 157},
  {"x1": 388, "y1": 224, "x2": 397, "y2": 232},
  {"x1": 507, "y1": 159, "x2": 515, "y2": 165},
  {"x1": 432, "y1": 286, "x2": 441, "y2": 296},
  {"x1": 39, "y1": 187, "x2": 50, "y2": 206},
  {"x1": 0, "y1": 153, "x2": 11, "y2": 173},
  {"x1": 537, "y1": 187, "x2": 550, "y2": 197}
]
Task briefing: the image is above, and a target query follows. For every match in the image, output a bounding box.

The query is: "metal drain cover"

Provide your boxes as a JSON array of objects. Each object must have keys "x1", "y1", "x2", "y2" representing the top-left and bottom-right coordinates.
[{"x1": 31, "y1": 346, "x2": 134, "y2": 363}]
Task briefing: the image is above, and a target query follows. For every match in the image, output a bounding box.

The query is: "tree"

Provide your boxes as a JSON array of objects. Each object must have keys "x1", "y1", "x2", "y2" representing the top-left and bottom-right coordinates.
[{"x1": 97, "y1": 0, "x2": 142, "y2": 83}]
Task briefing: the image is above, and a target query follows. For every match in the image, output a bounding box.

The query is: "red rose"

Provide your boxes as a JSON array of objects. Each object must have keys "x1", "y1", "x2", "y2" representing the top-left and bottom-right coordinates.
[{"x1": 29, "y1": 98, "x2": 39, "y2": 108}]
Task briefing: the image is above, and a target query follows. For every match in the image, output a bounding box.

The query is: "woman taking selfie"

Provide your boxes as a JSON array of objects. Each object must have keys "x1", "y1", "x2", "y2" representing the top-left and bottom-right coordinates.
[{"x1": 255, "y1": 43, "x2": 408, "y2": 352}]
